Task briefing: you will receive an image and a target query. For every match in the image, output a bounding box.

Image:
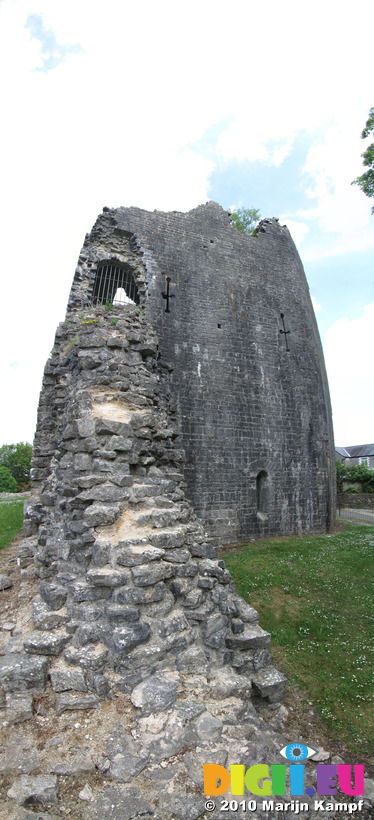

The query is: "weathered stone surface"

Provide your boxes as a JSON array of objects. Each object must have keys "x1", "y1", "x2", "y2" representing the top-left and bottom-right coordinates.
[
  {"x1": 131, "y1": 561, "x2": 175, "y2": 586},
  {"x1": 114, "y1": 582, "x2": 166, "y2": 605},
  {"x1": 109, "y1": 751, "x2": 149, "y2": 782},
  {"x1": 225, "y1": 624, "x2": 271, "y2": 650},
  {"x1": 55, "y1": 691, "x2": 99, "y2": 714},
  {"x1": 0, "y1": 653, "x2": 49, "y2": 692},
  {"x1": 84, "y1": 503, "x2": 120, "y2": 526},
  {"x1": 0, "y1": 573, "x2": 12, "y2": 590},
  {"x1": 195, "y1": 710, "x2": 223, "y2": 740},
  {"x1": 115, "y1": 543, "x2": 165, "y2": 566},
  {"x1": 49, "y1": 660, "x2": 87, "y2": 692},
  {"x1": 251, "y1": 666, "x2": 286, "y2": 702},
  {"x1": 5, "y1": 692, "x2": 34, "y2": 723},
  {"x1": 7, "y1": 774, "x2": 58, "y2": 806},
  {"x1": 86, "y1": 567, "x2": 130, "y2": 586},
  {"x1": 91, "y1": 785, "x2": 150, "y2": 820},
  {"x1": 32, "y1": 596, "x2": 70, "y2": 630},
  {"x1": 39, "y1": 581, "x2": 67, "y2": 610},
  {"x1": 111, "y1": 623, "x2": 151, "y2": 653},
  {"x1": 64, "y1": 643, "x2": 108, "y2": 670},
  {"x1": 24, "y1": 629, "x2": 71, "y2": 656},
  {"x1": 131, "y1": 674, "x2": 178, "y2": 714}
]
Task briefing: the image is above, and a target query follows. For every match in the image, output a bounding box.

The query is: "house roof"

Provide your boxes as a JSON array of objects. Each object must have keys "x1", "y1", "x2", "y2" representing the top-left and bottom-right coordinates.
[{"x1": 335, "y1": 444, "x2": 374, "y2": 458}]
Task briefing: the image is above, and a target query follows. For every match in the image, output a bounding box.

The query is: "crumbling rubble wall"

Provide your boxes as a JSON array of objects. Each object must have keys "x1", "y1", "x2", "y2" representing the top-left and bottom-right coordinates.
[{"x1": 4, "y1": 306, "x2": 284, "y2": 707}]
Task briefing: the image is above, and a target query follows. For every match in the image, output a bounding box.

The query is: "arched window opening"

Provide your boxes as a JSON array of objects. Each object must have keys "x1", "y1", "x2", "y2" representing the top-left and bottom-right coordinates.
[
  {"x1": 92, "y1": 261, "x2": 139, "y2": 306},
  {"x1": 256, "y1": 470, "x2": 269, "y2": 516}
]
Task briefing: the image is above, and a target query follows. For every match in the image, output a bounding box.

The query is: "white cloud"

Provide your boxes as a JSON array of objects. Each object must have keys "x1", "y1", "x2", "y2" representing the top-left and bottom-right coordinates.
[
  {"x1": 280, "y1": 218, "x2": 310, "y2": 247},
  {"x1": 323, "y1": 305, "x2": 374, "y2": 445},
  {"x1": 311, "y1": 296, "x2": 322, "y2": 314},
  {"x1": 1, "y1": 0, "x2": 374, "y2": 445}
]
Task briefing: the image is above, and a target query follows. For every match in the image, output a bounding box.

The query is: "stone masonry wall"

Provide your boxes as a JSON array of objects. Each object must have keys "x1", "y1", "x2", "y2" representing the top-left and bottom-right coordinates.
[{"x1": 66, "y1": 202, "x2": 336, "y2": 545}]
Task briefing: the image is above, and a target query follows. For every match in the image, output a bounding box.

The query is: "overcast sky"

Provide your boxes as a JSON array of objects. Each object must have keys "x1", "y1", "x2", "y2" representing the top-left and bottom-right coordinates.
[{"x1": 0, "y1": 0, "x2": 373, "y2": 448}]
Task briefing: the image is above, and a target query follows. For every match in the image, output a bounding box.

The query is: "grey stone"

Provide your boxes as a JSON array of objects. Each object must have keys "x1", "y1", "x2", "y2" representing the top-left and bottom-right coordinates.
[
  {"x1": 114, "y1": 581, "x2": 166, "y2": 605},
  {"x1": 84, "y1": 503, "x2": 120, "y2": 526},
  {"x1": 32, "y1": 596, "x2": 70, "y2": 630},
  {"x1": 86, "y1": 567, "x2": 130, "y2": 586},
  {"x1": 225, "y1": 624, "x2": 271, "y2": 650},
  {"x1": 64, "y1": 643, "x2": 108, "y2": 670},
  {"x1": 131, "y1": 561, "x2": 175, "y2": 586},
  {"x1": 163, "y1": 548, "x2": 190, "y2": 563},
  {"x1": 109, "y1": 751, "x2": 149, "y2": 782},
  {"x1": 0, "y1": 573, "x2": 12, "y2": 590},
  {"x1": 106, "y1": 604, "x2": 140, "y2": 622},
  {"x1": 77, "y1": 483, "x2": 129, "y2": 502},
  {"x1": 7, "y1": 774, "x2": 58, "y2": 806},
  {"x1": 39, "y1": 581, "x2": 67, "y2": 610},
  {"x1": 6, "y1": 692, "x2": 34, "y2": 723},
  {"x1": 115, "y1": 543, "x2": 165, "y2": 566},
  {"x1": 79, "y1": 783, "x2": 94, "y2": 801},
  {"x1": 55, "y1": 691, "x2": 99, "y2": 714},
  {"x1": 131, "y1": 674, "x2": 178, "y2": 714},
  {"x1": 49, "y1": 661, "x2": 87, "y2": 692},
  {"x1": 91, "y1": 785, "x2": 150, "y2": 820},
  {"x1": 69, "y1": 581, "x2": 112, "y2": 602},
  {"x1": 159, "y1": 612, "x2": 189, "y2": 637},
  {"x1": 0, "y1": 653, "x2": 49, "y2": 692},
  {"x1": 195, "y1": 710, "x2": 223, "y2": 740},
  {"x1": 24, "y1": 629, "x2": 71, "y2": 656},
  {"x1": 148, "y1": 528, "x2": 185, "y2": 548},
  {"x1": 251, "y1": 667, "x2": 287, "y2": 702},
  {"x1": 111, "y1": 623, "x2": 151, "y2": 653}
]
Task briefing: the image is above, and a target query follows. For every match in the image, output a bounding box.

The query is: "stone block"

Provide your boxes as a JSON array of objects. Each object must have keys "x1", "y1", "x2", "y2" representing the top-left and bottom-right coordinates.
[
  {"x1": 24, "y1": 629, "x2": 71, "y2": 656},
  {"x1": 6, "y1": 692, "x2": 34, "y2": 723},
  {"x1": 0, "y1": 653, "x2": 49, "y2": 692},
  {"x1": 251, "y1": 667, "x2": 287, "y2": 702},
  {"x1": 32, "y1": 596, "x2": 70, "y2": 630},
  {"x1": 115, "y1": 543, "x2": 165, "y2": 566},
  {"x1": 114, "y1": 582, "x2": 166, "y2": 605},
  {"x1": 130, "y1": 674, "x2": 177, "y2": 714},
  {"x1": 55, "y1": 692, "x2": 99, "y2": 714},
  {"x1": 50, "y1": 661, "x2": 87, "y2": 692},
  {"x1": 7, "y1": 774, "x2": 58, "y2": 806},
  {"x1": 225, "y1": 625, "x2": 271, "y2": 650},
  {"x1": 84, "y1": 503, "x2": 120, "y2": 526},
  {"x1": 148, "y1": 528, "x2": 185, "y2": 549},
  {"x1": 86, "y1": 567, "x2": 130, "y2": 586},
  {"x1": 111, "y1": 623, "x2": 151, "y2": 653},
  {"x1": 105, "y1": 604, "x2": 140, "y2": 622},
  {"x1": 131, "y1": 561, "x2": 175, "y2": 586},
  {"x1": 64, "y1": 643, "x2": 108, "y2": 670},
  {"x1": 39, "y1": 581, "x2": 67, "y2": 611}
]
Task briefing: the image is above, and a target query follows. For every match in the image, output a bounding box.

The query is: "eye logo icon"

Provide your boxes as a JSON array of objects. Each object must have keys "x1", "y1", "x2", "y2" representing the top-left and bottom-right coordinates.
[{"x1": 280, "y1": 743, "x2": 316, "y2": 762}]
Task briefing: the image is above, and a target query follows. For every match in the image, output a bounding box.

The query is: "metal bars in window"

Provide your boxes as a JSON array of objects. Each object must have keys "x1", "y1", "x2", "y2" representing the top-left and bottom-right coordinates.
[{"x1": 92, "y1": 262, "x2": 140, "y2": 306}]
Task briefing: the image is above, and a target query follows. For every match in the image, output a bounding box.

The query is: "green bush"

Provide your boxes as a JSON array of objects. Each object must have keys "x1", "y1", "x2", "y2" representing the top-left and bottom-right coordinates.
[
  {"x1": 336, "y1": 460, "x2": 374, "y2": 493},
  {"x1": 0, "y1": 466, "x2": 18, "y2": 493}
]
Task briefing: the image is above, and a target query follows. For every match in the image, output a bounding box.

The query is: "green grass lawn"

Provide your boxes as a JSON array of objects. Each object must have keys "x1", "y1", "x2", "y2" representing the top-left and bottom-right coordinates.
[
  {"x1": 222, "y1": 523, "x2": 374, "y2": 761},
  {"x1": 0, "y1": 500, "x2": 24, "y2": 551}
]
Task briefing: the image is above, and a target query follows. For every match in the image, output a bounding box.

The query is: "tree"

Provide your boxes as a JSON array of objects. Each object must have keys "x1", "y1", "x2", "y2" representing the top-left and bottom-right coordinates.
[
  {"x1": 0, "y1": 466, "x2": 18, "y2": 493},
  {"x1": 0, "y1": 442, "x2": 32, "y2": 490},
  {"x1": 336, "y1": 460, "x2": 374, "y2": 493},
  {"x1": 352, "y1": 107, "x2": 374, "y2": 213},
  {"x1": 230, "y1": 207, "x2": 261, "y2": 235}
]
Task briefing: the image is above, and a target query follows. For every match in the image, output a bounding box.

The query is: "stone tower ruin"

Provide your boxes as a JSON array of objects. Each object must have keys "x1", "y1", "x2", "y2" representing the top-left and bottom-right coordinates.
[{"x1": 0, "y1": 203, "x2": 336, "y2": 819}]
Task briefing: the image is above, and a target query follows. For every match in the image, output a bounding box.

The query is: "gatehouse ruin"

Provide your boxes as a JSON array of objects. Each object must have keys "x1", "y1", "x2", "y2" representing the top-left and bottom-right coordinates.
[{"x1": 0, "y1": 203, "x2": 337, "y2": 819}]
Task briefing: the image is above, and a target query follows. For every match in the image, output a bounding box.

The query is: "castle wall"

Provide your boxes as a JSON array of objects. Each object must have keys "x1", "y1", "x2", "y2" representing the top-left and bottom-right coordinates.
[{"x1": 67, "y1": 202, "x2": 336, "y2": 544}]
